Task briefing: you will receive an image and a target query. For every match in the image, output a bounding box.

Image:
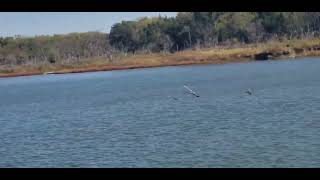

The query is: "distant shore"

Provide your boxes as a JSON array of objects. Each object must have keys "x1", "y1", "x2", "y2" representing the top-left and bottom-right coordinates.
[{"x1": 1, "y1": 38, "x2": 320, "y2": 78}]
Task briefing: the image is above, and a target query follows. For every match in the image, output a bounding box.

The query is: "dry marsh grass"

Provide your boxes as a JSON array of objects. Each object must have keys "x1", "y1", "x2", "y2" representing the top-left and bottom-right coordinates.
[{"x1": 1, "y1": 38, "x2": 320, "y2": 77}]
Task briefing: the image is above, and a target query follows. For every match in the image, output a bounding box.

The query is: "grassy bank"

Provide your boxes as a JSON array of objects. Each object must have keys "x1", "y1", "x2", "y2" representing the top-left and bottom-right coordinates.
[{"x1": 1, "y1": 38, "x2": 320, "y2": 78}]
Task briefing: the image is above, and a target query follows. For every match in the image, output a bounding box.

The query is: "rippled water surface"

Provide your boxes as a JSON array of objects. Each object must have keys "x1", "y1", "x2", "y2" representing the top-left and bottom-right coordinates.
[{"x1": 0, "y1": 57, "x2": 320, "y2": 167}]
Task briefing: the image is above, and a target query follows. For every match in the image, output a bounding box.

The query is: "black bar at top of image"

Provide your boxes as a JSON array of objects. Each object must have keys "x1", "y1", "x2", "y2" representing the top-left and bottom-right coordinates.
[{"x1": 1, "y1": 0, "x2": 320, "y2": 11}]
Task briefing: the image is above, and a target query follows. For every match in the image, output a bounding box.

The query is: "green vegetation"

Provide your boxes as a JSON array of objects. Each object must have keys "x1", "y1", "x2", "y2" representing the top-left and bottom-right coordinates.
[
  {"x1": 109, "y1": 12, "x2": 320, "y2": 52},
  {"x1": 1, "y1": 12, "x2": 320, "y2": 76}
]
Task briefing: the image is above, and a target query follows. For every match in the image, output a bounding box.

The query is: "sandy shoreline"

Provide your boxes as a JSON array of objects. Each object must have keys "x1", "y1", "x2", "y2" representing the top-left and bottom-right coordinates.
[
  {"x1": 0, "y1": 59, "x2": 252, "y2": 78},
  {"x1": 0, "y1": 54, "x2": 314, "y2": 79}
]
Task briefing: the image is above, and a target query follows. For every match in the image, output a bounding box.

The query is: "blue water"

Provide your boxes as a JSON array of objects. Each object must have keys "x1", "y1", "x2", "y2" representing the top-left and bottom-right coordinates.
[{"x1": 0, "y1": 57, "x2": 320, "y2": 167}]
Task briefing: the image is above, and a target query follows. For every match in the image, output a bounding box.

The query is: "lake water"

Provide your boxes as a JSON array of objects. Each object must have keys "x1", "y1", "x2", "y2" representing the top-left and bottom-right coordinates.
[{"x1": 0, "y1": 57, "x2": 320, "y2": 167}]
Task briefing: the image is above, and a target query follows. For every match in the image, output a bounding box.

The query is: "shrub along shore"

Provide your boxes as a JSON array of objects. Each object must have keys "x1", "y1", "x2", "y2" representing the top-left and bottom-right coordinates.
[{"x1": 1, "y1": 38, "x2": 320, "y2": 78}]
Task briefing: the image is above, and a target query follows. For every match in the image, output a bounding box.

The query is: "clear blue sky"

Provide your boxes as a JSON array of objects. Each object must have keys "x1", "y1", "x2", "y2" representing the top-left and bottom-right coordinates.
[{"x1": 0, "y1": 12, "x2": 177, "y2": 37}]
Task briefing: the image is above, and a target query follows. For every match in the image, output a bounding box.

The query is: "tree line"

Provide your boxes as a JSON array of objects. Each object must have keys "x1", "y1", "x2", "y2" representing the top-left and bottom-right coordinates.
[
  {"x1": 109, "y1": 12, "x2": 320, "y2": 53},
  {"x1": 1, "y1": 12, "x2": 320, "y2": 66}
]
